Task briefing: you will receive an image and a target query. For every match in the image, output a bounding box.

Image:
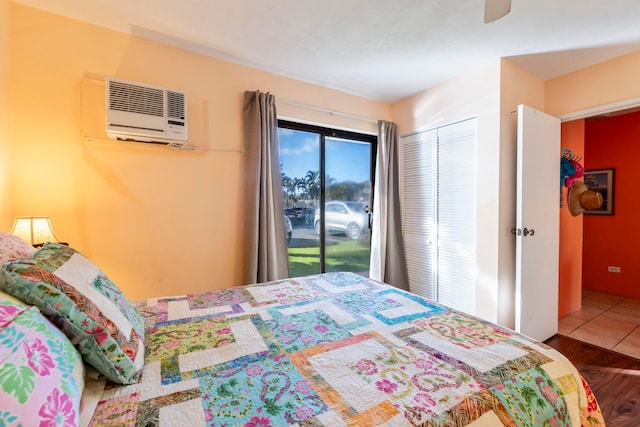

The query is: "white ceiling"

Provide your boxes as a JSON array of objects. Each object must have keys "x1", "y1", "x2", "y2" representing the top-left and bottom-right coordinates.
[{"x1": 12, "y1": 0, "x2": 640, "y2": 103}]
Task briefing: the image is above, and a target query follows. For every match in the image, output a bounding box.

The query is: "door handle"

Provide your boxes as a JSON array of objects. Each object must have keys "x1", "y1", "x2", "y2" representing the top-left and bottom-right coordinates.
[
  {"x1": 511, "y1": 227, "x2": 535, "y2": 236},
  {"x1": 363, "y1": 205, "x2": 372, "y2": 229}
]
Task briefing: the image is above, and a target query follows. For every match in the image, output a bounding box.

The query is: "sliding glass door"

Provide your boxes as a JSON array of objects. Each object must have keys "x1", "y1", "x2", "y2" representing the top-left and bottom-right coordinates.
[{"x1": 278, "y1": 121, "x2": 376, "y2": 277}]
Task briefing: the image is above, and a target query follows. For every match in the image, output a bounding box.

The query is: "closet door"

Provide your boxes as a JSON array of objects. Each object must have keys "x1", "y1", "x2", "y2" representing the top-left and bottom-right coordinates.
[
  {"x1": 401, "y1": 118, "x2": 477, "y2": 316},
  {"x1": 401, "y1": 130, "x2": 436, "y2": 298},
  {"x1": 436, "y1": 120, "x2": 477, "y2": 314}
]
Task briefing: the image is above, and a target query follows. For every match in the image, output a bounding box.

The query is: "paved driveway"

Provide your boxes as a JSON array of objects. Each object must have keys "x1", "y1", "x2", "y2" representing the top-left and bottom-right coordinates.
[{"x1": 289, "y1": 225, "x2": 370, "y2": 248}]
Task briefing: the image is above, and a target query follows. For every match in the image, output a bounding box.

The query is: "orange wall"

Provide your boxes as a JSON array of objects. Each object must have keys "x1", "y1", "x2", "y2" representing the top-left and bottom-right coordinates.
[
  {"x1": 0, "y1": 0, "x2": 10, "y2": 227},
  {"x1": 582, "y1": 111, "x2": 640, "y2": 298},
  {"x1": 546, "y1": 49, "x2": 640, "y2": 317},
  {"x1": 8, "y1": 4, "x2": 389, "y2": 300},
  {"x1": 546, "y1": 50, "x2": 640, "y2": 117},
  {"x1": 558, "y1": 119, "x2": 584, "y2": 318}
]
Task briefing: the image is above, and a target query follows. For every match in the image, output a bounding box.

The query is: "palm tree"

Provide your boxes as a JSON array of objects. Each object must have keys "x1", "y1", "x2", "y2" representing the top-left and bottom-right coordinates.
[
  {"x1": 282, "y1": 174, "x2": 302, "y2": 207},
  {"x1": 289, "y1": 177, "x2": 302, "y2": 200},
  {"x1": 303, "y1": 170, "x2": 320, "y2": 202},
  {"x1": 281, "y1": 174, "x2": 292, "y2": 206}
]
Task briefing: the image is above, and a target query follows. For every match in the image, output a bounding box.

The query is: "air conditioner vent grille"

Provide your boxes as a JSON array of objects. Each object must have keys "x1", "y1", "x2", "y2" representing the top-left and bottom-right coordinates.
[
  {"x1": 106, "y1": 77, "x2": 188, "y2": 144},
  {"x1": 167, "y1": 91, "x2": 186, "y2": 120},
  {"x1": 108, "y1": 81, "x2": 164, "y2": 117}
]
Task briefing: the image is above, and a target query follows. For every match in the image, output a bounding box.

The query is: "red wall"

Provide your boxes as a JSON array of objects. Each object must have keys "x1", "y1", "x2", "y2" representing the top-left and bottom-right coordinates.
[{"x1": 583, "y1": 110, "x2": 640, "y2": 298}]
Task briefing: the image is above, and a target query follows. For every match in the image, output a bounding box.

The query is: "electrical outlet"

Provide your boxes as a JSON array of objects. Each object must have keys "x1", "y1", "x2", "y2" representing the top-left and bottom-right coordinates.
[{"x1": 608, "y1": 266, "x2": 621, "y2": 273}]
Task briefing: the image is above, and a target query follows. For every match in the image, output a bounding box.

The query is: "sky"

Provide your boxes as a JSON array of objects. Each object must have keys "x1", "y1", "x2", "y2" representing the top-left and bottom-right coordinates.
[{"x1": 278, "y1": 128, "x2": 371, "y2": 183}]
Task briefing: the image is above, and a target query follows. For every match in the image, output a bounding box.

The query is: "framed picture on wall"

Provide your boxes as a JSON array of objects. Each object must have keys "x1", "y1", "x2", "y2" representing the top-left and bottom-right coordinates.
[{"x1": 584, "y1": 168, "x2": 614, "y2": 215}]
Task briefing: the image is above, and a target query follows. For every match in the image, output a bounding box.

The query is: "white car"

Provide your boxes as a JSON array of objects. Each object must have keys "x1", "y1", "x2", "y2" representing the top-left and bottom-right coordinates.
[{"x1": 314, "y1": 201, "x2": 368, "y2": 240}]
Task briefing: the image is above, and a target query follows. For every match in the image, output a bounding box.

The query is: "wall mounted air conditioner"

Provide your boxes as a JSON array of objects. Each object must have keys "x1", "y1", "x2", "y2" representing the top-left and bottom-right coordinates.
[{"x1": 106, "y1": 77, "x2": 187, "y2": 145}]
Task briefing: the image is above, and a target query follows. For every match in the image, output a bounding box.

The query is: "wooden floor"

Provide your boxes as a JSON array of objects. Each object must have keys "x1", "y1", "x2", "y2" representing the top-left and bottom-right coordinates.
[{"x1": 546, "y1": 334, "x2": 640, "y2": 426}]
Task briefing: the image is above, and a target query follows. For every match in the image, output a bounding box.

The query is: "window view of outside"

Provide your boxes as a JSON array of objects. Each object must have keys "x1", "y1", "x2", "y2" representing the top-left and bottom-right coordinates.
[{"x1": 278, "y1": 125, "x2": 372, "y2": 277}]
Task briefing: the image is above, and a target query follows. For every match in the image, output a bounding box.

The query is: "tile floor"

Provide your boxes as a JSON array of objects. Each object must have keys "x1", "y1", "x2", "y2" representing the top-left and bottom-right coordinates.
[{"x1": 559, "y1": 289, "x2": 640, "y2": 360}]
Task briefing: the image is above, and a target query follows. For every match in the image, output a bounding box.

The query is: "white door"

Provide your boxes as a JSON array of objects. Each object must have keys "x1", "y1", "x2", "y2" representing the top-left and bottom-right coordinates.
[
  {"x1": 515, "y1": 105, "x2": 560, "y2": 342},
  {"x1": 401, "y1": 129, "x2": 437, "y2": 299}
]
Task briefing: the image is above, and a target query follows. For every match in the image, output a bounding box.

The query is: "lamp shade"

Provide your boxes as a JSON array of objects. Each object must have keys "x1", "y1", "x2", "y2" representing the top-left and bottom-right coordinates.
[{"x1": 11, "y1": 217, "x2": 59, "y2": 246}]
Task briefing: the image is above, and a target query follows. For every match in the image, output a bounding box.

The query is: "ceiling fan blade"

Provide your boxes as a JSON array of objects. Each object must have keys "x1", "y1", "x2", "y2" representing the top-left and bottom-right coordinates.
[{"x1": 484, "y1": 0, "x2": 511, "y2": 23}]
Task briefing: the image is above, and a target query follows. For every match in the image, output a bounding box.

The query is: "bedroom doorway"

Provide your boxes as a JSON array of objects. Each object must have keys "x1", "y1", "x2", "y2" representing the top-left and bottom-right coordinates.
[{"x1": 278, "y1": 120, "x2": 376, "y2": 277}]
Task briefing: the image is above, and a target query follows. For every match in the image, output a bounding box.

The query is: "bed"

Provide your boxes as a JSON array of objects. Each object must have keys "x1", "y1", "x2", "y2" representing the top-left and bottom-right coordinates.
[{"x1": 0, "y1": 238, "x2": 604, "y2": 426}]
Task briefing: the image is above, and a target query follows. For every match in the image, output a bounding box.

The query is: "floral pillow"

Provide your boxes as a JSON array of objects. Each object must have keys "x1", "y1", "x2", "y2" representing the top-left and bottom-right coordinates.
[
  {"x1": 0, "y1": 290, "x2": 29, "y2": 326},
  {"x1": 0, "y1": 243, "x2": 145, "y2": 385},
  {"x1": 0, "y1": 292, "x2": 85, "y2": 426},
  {"x1": 0, "y1": 231, "x2": 36, "y2": 266}
]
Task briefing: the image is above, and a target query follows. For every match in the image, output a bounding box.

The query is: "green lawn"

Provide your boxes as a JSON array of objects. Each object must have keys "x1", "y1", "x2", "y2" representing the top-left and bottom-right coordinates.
[{"x1": 288, "y1": 240, "x2": 370, "y2": 277}]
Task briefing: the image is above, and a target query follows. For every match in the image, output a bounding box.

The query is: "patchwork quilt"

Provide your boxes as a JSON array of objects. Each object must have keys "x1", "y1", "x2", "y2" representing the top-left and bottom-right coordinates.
[{"x1": 81, "y1": 272, "x2": 604, "y2": 426}]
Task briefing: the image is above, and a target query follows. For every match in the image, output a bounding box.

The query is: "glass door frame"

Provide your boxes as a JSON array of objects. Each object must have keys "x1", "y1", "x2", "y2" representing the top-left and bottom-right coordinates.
[{"x1": 278, "y1": 119, "x2": 377, "y2": 273}]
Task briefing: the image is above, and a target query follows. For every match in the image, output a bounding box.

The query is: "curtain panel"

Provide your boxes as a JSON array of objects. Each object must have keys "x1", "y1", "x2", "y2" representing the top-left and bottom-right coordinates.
[
  {"x1": 370, "y1": 120, "x2": 409, "y2": 290},
  {"x1": 242, "y1": 91, "x2": 290, "y2": 284}
]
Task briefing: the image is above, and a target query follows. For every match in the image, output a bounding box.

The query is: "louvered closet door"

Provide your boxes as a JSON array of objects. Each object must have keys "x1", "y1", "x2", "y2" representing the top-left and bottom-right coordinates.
[
  {"x1": 401, "y1": 130, "x2": 436, "y2": 298},
  {"x1": 401, "y1": 118, "x2": 477, "y2": 315},
  {"x1": 435, "y1": 119, "x2": 476, "y2": 314}
]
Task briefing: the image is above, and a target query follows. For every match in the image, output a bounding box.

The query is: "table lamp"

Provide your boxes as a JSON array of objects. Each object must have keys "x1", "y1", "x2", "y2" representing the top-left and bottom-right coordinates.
[{"x1": 11, "y1": 217, "x2": 59, "y2": 247}]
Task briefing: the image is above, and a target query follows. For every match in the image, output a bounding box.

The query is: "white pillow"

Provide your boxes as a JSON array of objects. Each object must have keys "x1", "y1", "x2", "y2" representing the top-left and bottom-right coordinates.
[{"x1": 0, "y1": 231, "x2": 36, "y2": 265}]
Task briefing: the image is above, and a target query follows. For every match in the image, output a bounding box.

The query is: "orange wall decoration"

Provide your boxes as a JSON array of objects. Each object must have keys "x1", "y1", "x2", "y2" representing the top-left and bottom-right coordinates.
[{"x1": 583, "y1": 111, "x2": 640, "y2": 298}]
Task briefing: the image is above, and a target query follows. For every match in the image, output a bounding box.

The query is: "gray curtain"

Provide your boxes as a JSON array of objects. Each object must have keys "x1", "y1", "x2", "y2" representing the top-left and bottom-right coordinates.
[
  {"x1": 243, "y1": 91, "x2": 290, "y2": 284},
  {"x1": 369, "y1": 120, "x2": 409, "y2": 290}
]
